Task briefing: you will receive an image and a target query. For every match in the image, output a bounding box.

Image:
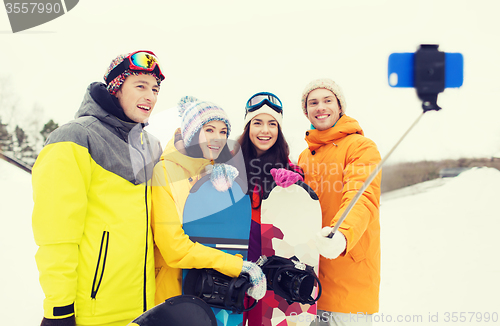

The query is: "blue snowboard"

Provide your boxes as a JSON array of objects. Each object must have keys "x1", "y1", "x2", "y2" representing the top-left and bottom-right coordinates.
[{"x1": 182, "y1": 174, "x2": 252, "y2": 326}]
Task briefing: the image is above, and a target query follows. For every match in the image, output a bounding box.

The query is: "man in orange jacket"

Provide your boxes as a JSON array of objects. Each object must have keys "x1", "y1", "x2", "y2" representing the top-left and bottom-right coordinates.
[{"x1": 298, "y1": 78, "x2": 382, "y2": 326}]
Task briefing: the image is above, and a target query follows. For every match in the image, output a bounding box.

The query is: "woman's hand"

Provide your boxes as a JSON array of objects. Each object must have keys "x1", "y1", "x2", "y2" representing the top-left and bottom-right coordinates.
[
  {"x1": 270, "y1": 168, "x2": 304, "y2": 188},
  {"x1": 240, "y1": 261, "x2": 266, "y2": 300}
]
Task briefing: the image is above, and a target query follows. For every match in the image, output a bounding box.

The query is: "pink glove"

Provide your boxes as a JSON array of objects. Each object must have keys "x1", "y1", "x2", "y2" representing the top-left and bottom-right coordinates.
[{"x1": 270, "y1": 168, "x2": 304, "y2": 188}]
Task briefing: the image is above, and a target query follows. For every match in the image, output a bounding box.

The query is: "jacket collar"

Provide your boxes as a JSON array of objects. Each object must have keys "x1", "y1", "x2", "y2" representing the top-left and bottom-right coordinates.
[
  {"x1": 160, "y1": 129, "x2": 212, "y2": 176},
  {"x1": 305, "y1": 115, "x2": 364, "y2": 152},
  {"x1": 76, "y1": 82, "x2": 143, "y2": 135}
]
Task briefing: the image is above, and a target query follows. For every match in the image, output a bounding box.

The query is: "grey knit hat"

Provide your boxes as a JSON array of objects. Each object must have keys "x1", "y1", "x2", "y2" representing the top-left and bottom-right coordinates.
[{"x1": 301, "y1": 78, "x2": 346, "y2": 116}]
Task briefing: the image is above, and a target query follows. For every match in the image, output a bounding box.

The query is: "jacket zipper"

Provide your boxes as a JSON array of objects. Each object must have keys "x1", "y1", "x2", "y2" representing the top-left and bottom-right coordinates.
[
  {"x1": 143, "y1": 183, "x2": 149, "y2": 312},
  {"x1": 140, "y1": 129, "x2": 152, "y2": 312},
  {"x1": 129, "y1": 127, "x2": 154, "y2": 312},
  {"x1": 112, "y1": 124, "x2": 151, "y2": 312},
  {"x1": 91, "y1": 231, "x2": 110, "y2": 310}
]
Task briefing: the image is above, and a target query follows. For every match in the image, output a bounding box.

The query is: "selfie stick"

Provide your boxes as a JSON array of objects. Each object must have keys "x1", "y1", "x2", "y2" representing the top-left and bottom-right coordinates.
[
  {"x1": 327, "y1": 112, "x2": 425, "y2": 237},
  {"x1": 328, "y1": 44, "x2": 451, "y2": 238}
]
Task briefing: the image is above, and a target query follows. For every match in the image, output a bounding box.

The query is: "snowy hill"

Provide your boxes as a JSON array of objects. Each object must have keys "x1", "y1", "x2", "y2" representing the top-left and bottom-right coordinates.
[
  {"x1": 0, "y1": 159, "x2": 43, "y2": 323},
  {"x1": 1, "y1": 158, "x2": 499, "y2": 325},
  {"x1": 379, "y1": 167, "x2": 500, "y2": 325},
  {"x1": 380, "y1": 177, "x2": 451, "y2": 202}
]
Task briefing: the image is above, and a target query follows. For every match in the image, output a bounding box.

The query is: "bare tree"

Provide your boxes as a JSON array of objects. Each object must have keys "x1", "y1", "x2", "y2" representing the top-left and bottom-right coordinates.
[
  {"x1": 0, "y1": 117, "x2": 13, "y2": 155},
  {"x1": 40, "y1": 119, "x2": 59, "y2": 142},
  {"x1": 0, "y1": 76, "x2": 48, "y2": 164},
  {"x1": 0, "y1": 75, "x2": 20, "y2": 125},
  {"x1": 23, "y1": 102, "x2": 46, "y2": 154}
]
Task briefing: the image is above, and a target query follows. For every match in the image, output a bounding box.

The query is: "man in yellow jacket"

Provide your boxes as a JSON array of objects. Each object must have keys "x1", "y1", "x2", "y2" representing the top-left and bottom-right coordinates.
[
  {"x1": 32, "y1": 51, "x2": 165, "y2": 326},
  {"x1": 298, "y1": 79, "x2": 381, "y2": 326}
]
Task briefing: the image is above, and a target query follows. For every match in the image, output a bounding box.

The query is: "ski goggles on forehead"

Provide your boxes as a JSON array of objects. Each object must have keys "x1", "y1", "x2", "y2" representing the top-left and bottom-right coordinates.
[
  {"x1": 105, "y1": 50, "x2": 165, "y2": 84},
  {"x1": 245, "y1": 92, "x2": 283, "y2": 114}
]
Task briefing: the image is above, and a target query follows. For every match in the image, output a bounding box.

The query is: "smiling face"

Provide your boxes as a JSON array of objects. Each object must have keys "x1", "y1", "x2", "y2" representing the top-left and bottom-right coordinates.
[
  {"x1": 198, "y1": 120, "x2": 228, "y2": 160},
  {"x1": 249, "y1": 113, "x2": 279, "y2": 157},
  {"x1": 306, "y1": 88, "x2": 341, "y2": 131},
  {"x1": 115, "y1": 74, "x2": 159, "y2": 123}
]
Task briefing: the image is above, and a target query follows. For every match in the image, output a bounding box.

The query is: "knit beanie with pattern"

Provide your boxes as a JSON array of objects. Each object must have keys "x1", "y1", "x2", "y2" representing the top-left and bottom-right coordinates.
[
  {"x1": 103, "y1": 53, "x2": 162, "y2": 96},
  {"x1": 178, "y1": 96, "x2": 231, "y2": 147}
]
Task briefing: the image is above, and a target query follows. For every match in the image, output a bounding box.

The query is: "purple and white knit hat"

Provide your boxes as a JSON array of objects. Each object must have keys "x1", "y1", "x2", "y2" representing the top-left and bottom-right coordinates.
[
  {"x1": 301, "y1": 78, "x2": 347, "y2": 116},
  {"x1": 178, "y1": 96, "x2": 231, "y2": 147},
  {"x1": 103, "y1": 53, "x2": 162, "y2": 96}
]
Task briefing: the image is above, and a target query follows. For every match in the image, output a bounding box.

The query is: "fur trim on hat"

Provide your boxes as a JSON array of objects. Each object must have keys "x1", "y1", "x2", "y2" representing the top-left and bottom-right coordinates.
[
  {"x1": 301, "y1": 78, "x2": 346, "y2": 116},
  {"x1": 177, "y1": 96, "x2": 199, "y2": 117}
]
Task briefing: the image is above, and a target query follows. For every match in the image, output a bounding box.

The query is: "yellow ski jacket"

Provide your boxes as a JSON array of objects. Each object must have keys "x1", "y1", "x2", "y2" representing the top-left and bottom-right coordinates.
[
  {"x1": 151, "y1": 131, "x2": 243, "y2": 305},
  {"x1": 32, "y1": 83, "x2": 162, "y2": 325}
]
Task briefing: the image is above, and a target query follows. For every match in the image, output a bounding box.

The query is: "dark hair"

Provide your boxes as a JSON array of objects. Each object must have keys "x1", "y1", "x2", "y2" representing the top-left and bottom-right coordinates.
[
  {"x1": 185, "y1": 129, "x2": 233, "y2": 163},
  {"x1": 237, "y1": 121, "x2": 291, "y2": 209}
]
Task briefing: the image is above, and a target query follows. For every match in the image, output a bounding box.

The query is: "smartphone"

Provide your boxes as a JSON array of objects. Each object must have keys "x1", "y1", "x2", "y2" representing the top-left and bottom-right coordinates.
[{"x1": 388, "y1": 52, "x2": 463, "y2": 88}]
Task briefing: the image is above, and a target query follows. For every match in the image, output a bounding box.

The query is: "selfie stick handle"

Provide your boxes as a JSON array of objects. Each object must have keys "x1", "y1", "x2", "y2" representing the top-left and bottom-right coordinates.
[{"x1": 327, "y1": 111, "x2": 425, "y2": 238}]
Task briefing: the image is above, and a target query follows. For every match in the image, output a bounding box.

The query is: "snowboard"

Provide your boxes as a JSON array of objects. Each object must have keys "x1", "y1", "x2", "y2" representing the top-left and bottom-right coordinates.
[
  {"x1": 258, "y1": 181, "x2": 322, "y2": 326},
  {"x1": 182, "y1": 174, "x2": 252, "y2": 326},
  {"x1": 128, "y1": 295, "x2": 217, "y2": 326}
]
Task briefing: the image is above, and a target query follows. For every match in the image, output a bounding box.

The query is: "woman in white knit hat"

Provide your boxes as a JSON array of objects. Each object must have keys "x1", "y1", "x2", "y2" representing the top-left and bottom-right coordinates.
[
  {"x1": 236, "y1": 92, "x2": 304, "y2": 326},
  {"x1": 151, "y1": 96, "x2": 266, "y2": 306}
]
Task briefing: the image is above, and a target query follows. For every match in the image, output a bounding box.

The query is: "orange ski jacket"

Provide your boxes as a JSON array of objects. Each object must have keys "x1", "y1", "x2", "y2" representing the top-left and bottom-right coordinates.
[{"x1": 298, "y1": 115, "x2": 382, "y2": 314}]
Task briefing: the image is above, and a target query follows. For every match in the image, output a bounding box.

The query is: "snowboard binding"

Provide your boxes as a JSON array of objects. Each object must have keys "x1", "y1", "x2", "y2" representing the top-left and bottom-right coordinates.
[
  {"x1": 184, "y1": 268, "x2": 258, "y2": 313},
  {"x1": 256, "y1": 255, "x2": 322, "y2": 305}
]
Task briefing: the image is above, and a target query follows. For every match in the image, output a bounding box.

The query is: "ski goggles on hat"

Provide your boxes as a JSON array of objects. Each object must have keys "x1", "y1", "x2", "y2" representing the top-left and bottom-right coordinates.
[
  {"x1": 245, "y1": 92, "x2": 283, "y2": 114},
  {"x1": 106, "y1": 50, "x2": 165, "y2": 84}
]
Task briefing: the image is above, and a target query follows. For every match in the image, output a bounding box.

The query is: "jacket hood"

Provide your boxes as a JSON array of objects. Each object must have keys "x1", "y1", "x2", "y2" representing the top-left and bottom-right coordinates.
[
  {"x1": 160, "y1": 129, "x2": 212, "y2": 178},
  {"x1": 76, "y1": 82, "x2": 141, "y2": 135},
  {"x1": 305, "y1": 115, "x2": 364, "y2": 152}
]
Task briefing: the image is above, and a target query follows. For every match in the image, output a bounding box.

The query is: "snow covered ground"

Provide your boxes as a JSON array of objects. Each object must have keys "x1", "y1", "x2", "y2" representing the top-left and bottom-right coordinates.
[
  {"x1": 0, "y1": 159, "x2": 43, "y2": 323},
  {"x1": 1, "y1": 159, "x2": 499, "y2": 325},
  {"x1": 378, "y1": 167, "x2": 500, "y2": 325}
]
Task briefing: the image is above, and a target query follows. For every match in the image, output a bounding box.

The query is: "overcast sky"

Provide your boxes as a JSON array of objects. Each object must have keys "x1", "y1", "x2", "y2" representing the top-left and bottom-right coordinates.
[{"x1": 1, "y1": 0, "x2": 499, "y2": 163}]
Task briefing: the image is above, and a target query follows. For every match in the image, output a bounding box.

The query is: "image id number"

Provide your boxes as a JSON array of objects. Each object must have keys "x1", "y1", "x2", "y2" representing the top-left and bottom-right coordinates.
[
  {"x1": 5, "y1": 2, "x2": 61, "y2": 14},
  {"x1": 444, "y1": 312, "x2": 498, "y2": 323}
]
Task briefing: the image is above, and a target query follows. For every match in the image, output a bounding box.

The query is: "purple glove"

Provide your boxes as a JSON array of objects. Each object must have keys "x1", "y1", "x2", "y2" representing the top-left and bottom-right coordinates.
[{"x1": 270, "y1": 168, "x2": 304, "y2": 188}]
